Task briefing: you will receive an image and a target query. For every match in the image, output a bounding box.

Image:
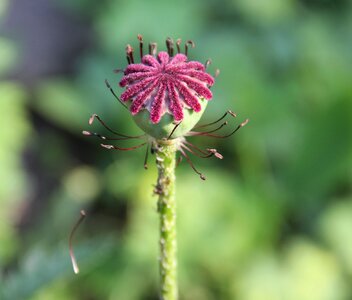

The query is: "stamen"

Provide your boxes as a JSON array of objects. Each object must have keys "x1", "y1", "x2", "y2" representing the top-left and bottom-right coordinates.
[
  {"x1": 105, "y1": 79, "x2": 128, "y2": 109},
  {"x1": 181, "y1": 144, "x2": 213, "y2": 159},
  {"x1": 184, "y1": 141, "x2": 210, "y2": 155},
  {"x1": 69, "y1": 210, "x2": 86, "y2": 274},
  {"x1": 137, "y1": 34, "x2": 143, "y2": 60},
  {"x1": 194, "y1": 110, "x2": 236, "y2": 129},
  {"x1": 192, "y1": 119, "x2": 249, "y2": 139},
  {"x1": 149, "y1": 42, "x2": 157, "y2": 56},
  {"x1": 176, "y1": 39, "x2": 182, "y2": 53},
  {"x1": 179, "y1": 148, "x2": 206, "y2": 180},
  {"x1": 144, "y1": 143, "x2": 150, "y2": 169},
  {"x1": 88, "y1": 113, "x2": 144, "y2": 138},
  {"x1": 82, "y1": 130, "x2": 143, "y2": 141},
  {"x1": 214, "y1": 69, "x2": 220, "y2": 78},
  {"x1": 126, "y1": 44, "x2": 134, "y2": 64},
  {"x1": 205, "y1": 59, "x2": 212, "y2": 69},
  {"x1": 188, "y1": 121, "x2": 228, "y2": 136},
  {"x1": 181, "y1": 143, "x2": 223, "y2": 160},
  {"x1": 101, "y1": 142, "x2": 147, "y2": 151},
  {"x1": 185, "y1": 40, "x2": 195, "y2": 56},
  {"x1": 166, "y1": 37, "x2": 174, "y2": 57},
  {"x1": 167, "y1": 122, "x2": 182, "y2": 140},
  {"x1": 176, "y1": 155, "x2": 183, "y2": 167},
  {"x1": 207, "y1": 148, "x2": 223, "y2": 159}
]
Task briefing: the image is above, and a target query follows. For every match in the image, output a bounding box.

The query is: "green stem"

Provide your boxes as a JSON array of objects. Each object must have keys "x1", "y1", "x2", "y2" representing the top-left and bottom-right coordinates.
[{"x1": 155, "y1": 139, "x2": 178, "y2": 300}]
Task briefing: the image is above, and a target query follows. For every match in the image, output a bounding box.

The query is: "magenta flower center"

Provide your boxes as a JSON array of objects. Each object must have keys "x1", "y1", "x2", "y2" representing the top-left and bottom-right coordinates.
[{"x1": 119, "y1": 51, "x2": 214, "y2": 124}]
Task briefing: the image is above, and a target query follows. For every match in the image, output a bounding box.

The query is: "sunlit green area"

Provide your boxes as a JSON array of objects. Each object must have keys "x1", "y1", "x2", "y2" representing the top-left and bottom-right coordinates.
[{"x1": 1, "y1": 0, "x2": 352, "y2": 299}]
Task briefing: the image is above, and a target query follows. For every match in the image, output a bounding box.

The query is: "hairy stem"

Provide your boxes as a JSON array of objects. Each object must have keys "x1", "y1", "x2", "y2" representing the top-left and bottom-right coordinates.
[{"x1": 155, "y1": 139, "x2": 178, "y2": 300}]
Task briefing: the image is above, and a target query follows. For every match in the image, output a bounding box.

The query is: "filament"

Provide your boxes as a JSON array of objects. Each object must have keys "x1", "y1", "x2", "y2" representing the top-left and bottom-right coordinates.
[
  {"x1": 144, "y1": 143, "x2": 150, "y2": 169},
  {"x1": 176, "y1": 39, "x2": 182, "y2": 53},
  {"x1": 149, "y1": 42, "x2": 157, "y2": 56},
  {"x1": 101, "y1": 142, "x2": 147, "y2": 151},
  {"x1": 188, "y1": 121, "x2": 228, "y2": 136},
  {"x1": 105, "y1": 79, "x2": 127, "y2": 109},
  {"x1": 82, "y1": 130, "x2": 144, "y2": 141},
  {"x1": 185, "y1": 40, "x2": 195, "y2": 56},
  {"x1": 89, "y1": 113, "x2": 144, "y2": 138},
  {"x1": 194, "y1": 110, "x2": 236, "y2": 129},
  {"x1": 193, "y1": 119, "x2": 249, "y2": 139},
  {"x1": 166, "y1": 37, "x2": 174, "y2": 57},
  {"x1": 167, "y1": 122, "x2": 182, "y2": 140},
  {"x1": 179, "y1": 148, "x2": 206, "y2": 180},
  {"x1": 137, "y1": 34, "x2": 144, "y2": 60},
  {"x1": 205, "y1": 59, "x2": 212, "y2": 69},
  {"x1": 126, "y1": 44, "x2": 134, "y2": 64}
]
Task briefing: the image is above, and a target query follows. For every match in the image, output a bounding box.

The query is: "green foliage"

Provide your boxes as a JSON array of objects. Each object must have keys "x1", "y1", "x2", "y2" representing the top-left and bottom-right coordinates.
[{"x1": 1, "y1": 0, "x2": 352, "y2": 299}]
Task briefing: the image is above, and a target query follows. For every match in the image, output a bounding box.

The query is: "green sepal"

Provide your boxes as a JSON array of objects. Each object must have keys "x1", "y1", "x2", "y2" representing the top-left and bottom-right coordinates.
[{"x1": 131, "y1": 98, "x2": 208, "y2": 139}]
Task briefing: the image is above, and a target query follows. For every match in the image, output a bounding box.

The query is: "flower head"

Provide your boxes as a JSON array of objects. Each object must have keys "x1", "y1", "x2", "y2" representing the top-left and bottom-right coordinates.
[
  {"x1": 119, "y1": 37, "x2": 214, "y2": 125},
  {"x1": 83, "y1": 35, "x2": 249, "y2": 180}
]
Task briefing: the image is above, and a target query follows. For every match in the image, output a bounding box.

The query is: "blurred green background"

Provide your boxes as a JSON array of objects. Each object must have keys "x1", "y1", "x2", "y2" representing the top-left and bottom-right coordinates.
[{"x1": 1, "y1": 0, "x2": 352, "y2": 299}]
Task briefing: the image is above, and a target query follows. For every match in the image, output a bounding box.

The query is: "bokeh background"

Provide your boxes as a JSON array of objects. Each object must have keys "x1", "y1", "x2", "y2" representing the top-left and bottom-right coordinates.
[{"x1": 1, "y1": 0, "x2": 352, "y2": 299}]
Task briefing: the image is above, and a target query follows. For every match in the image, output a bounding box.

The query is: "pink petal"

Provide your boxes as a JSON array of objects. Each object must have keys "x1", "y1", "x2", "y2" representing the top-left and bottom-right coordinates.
[
  {"x1": 172, "y1": 79, "x2": 202, "y2": 112},
  {"x1": 119, "y1": 72, "x2": 157, "y2": 87},
  {"x1": 150, "y1": 83, "x2": 167, "y2": 123},
  {"x1": 177, "y1": 69, "x2": 214, "y2": 86},
  {"x1": 142, "y1": 55, "x2": 159, "y2": 68},
  {"x1": 157, "y1": 51, "x2": 170, "y2": 65},
  {"x1": 176, "y1": 75, "x2": 213, "y2": 99},
  {"x1": 183, "y1": 61, "x2": 205, "y2": 71},
  {"x1": 121, "y1": 77, "x2": 156, "y2": 101},
  {"x1": 170, "y1": 54, "x2": 187, "y2": 64},
  {"x1": 167, "y1": 81, "x2": 184, "y2": 122},
  {"x1": 130, "y1": 79, "x2": 160, "y2": 114},
  {"x1": 124, "y1": 64, "x2": 153, "y2": 74}
]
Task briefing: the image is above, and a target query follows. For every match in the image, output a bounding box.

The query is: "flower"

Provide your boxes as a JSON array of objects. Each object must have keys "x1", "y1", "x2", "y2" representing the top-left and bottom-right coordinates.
[
  {"x1": 119, "y1": 46, "x2": 214, "y2": 124},
  {"x1": 83, "y1": 35, "x2": 249, "y2": 180}
]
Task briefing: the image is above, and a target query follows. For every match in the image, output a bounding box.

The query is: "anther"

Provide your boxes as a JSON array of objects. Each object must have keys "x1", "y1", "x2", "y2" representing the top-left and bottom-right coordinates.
[
  {"x1": 137, "y1": 34, "x2": 143, "y2": 60},
  {"x1": 166, "y1": 37, "x2": 174, "y2": 57},
  {"x1": 228, "y1": 110, "x2": 237, "y2": 118},
  {"x1": 214, "y1": 69, "x2": 220, "y2": 78},
  {"x1": 205, "y1": 59, "x2": 212, "y2": 69},
  {"x1": 241, "y1": 118, "x2": 249, "y2": 127},
  {"x1": 82, "y1": 130, "x2": 92, "y2": 136},
  {"x1": 176, "y1": 155, "x2": 183, "y2": 167},
  {"x1": 176, "y1": 39, "x2": 182, "y2": 53},
  {"x1": 126, "y1": 44, "x2": 134, "y2": 64},
  {"x1": 144, "y1": 143, "x2": 150, "y2": 169},
  {"x1": 185, "y1": 40, "x2": 195, "y2": 56},
  {"x1": 101, "y1": 144, "x2": 114, "y2": 149},
  {"x1": 88, "y1": 114, "x2": 96, "y2": 125},
  {"x1": 69, "y1": 210, "x2": 86, "y2": 274},
  {"x1": 207, "y1": 149, "x2": 223, "y2": 159},
  {"x1": 149, "y1": 42, "x2": 157, "y2": 56},
  {"x1": 82, "y1": 130, "x2": 106, "y2": 140}
]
